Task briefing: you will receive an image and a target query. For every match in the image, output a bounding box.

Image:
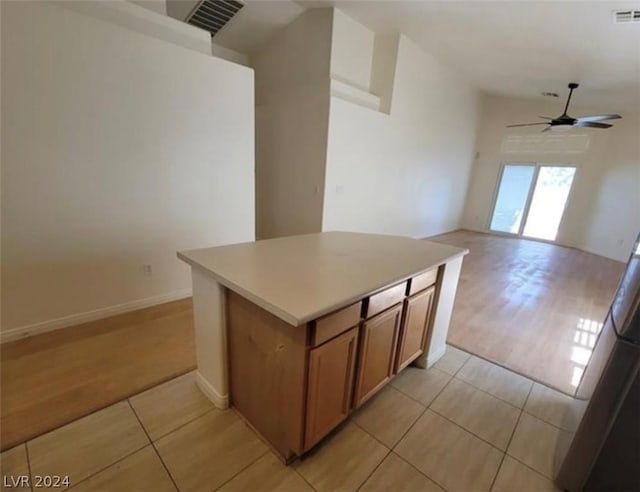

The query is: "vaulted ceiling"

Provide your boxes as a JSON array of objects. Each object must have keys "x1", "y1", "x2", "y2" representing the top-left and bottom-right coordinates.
[{"x1": 213, "y1": 0, "x2": 640, "y2": 111}]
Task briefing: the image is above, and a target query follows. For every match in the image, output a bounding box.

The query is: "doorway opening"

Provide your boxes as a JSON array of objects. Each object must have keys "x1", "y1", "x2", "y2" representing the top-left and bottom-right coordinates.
[{"x1": 489, "y1": 163, "x2": 577, "y2": 241}]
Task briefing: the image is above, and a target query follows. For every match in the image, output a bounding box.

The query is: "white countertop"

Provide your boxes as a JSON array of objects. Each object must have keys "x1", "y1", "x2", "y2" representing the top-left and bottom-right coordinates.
[{"x1": 178, "y1": 232, "x2": 467, "y2": 326}]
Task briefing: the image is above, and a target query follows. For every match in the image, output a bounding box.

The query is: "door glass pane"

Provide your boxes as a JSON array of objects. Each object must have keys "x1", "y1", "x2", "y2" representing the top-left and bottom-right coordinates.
[
  {"x1": 490, "y1": 165, "x2": 535, "y2": 234},
  {"x1": 523, "y1": 166, "x2": 576, "y2": 240}
]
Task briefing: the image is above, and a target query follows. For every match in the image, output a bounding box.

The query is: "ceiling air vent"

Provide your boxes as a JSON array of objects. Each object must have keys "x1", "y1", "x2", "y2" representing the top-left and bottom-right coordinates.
[
  {"x1": 612, "y1": 9, "x2": 640, "y2": 23},
  {"x1": 187, "y1": 0, "x2": 244, "y2": 37}
]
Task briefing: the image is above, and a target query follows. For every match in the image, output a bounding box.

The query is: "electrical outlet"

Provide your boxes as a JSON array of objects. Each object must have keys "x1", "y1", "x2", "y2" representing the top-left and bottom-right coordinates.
[{"x1": 143, "y1": 264, "x2": 153, "y2": 276}]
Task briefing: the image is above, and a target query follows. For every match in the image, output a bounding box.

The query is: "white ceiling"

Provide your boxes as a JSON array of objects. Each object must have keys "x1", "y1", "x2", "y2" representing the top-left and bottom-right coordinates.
[{"x1": 215, "y1": 1, "x2": 640, "y2": 111}]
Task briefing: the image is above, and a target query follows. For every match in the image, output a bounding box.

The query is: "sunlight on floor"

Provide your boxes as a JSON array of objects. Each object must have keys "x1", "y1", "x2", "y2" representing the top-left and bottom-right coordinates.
[{"x1": 571, "y1": 317, "x2": 603, "y2": 388}]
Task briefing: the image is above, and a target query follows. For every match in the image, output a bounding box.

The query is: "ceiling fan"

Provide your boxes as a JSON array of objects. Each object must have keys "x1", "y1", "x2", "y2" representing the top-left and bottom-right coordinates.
[{"x1": 507, "y1": 83, "x2": 622, "y2": 132}]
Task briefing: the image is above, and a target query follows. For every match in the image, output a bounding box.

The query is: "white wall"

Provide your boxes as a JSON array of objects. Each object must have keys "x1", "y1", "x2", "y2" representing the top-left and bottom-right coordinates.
[
  {"x1": 581, "y1": 113, "x2": 640, "y2": 260},
  {"x1": 462, "y1": 94, "x2": 640, "y2": 262},
  {"x1": 130, "y1": 0, "x2": 167, "y2": 16},
  {"x1": 322, "y1": 34, "x2": 479, "y2": 238},
  {"x1": 253, "y1": 8, "x2": 333, "y2": 239},
  {"x1": 330, "y1": 9, "x2": 374, "y2": 91},
  {"x1": 65, "y1": 0, "x2": 211, "y2": 55},
  {"x1": 211, "y1": 43, "x2": 250, "y2": 67},
  {"x1": 1, "y1": 1, "x2": 255, "y2": 336}
]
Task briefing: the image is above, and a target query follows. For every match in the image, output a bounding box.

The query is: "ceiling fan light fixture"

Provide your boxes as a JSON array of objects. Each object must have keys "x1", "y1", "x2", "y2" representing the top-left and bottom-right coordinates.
[{"x1": 506, "y1": 83, "x2": 622, "y2": 132}]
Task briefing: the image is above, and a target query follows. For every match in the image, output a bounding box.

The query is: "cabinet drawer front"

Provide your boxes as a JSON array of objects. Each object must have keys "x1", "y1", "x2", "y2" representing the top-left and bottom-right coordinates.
[
  {"x1": 312, "y1": 302, "x2": 362, "y2": 346},
  {"x1": 409, "y1": 268, "x2": 438, "y2": 295},
  {"x1": 304, "y1": 327, "x2": 359, "y2": 450},
  {"x1": 367, "y1": 282, "x2": 406, "y2": 318},
  {"x1": 354, "y1": 304, "x2": 402, "y2": 407}
]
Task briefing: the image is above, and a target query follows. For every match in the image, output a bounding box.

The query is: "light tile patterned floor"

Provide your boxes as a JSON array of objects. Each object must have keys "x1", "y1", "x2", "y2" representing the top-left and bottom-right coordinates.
[{"x1": 0, "y1": 345, "x2": 579, "y2": 492}]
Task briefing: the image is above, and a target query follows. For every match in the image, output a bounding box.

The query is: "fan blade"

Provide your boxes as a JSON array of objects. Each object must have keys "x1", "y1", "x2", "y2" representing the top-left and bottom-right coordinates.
[
  {"x1": 574, "y1": 121, "x2": 612, "y2": 129},
  {"x1": 539, "y1": 116, "x2": 554, "y2": 120},
  {"x1": 575, "y1": 114, "x2": 622, "y2": 123},
  {"x1": 507, "y1": 122, "x2": 549, "y2": 128},
  {"x1": 541, "y1": 126, "x2": 552, "y2": 133}
]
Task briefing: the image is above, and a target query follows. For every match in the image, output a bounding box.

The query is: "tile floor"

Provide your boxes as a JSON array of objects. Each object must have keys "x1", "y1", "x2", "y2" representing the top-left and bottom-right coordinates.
[{"x1": 0, "y1": 346, "x2": 584, "y2": 492}]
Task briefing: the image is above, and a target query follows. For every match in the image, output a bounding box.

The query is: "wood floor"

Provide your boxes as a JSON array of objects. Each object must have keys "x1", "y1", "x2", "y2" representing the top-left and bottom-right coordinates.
[
  {"x1": 0, "y1": 299, "x2": 196, "y2": 451},
  {"x1": 432, "y1": 230, "x2": 625, "y2": 395},
  {"x1": 0, "y1": 230, "x2": 624, "y2": 450}
]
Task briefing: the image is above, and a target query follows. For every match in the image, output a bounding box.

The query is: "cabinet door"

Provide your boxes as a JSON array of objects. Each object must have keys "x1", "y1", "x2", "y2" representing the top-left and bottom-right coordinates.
[
  {"x1": 304, "y1": 327, "x2": 359, "y2": 450},
  {"x1": 354, "y1": 304, "x2": 402, "y2": 407},
  {"x1": 396, "y1": 286, "x2": 436, "y2": 373}
]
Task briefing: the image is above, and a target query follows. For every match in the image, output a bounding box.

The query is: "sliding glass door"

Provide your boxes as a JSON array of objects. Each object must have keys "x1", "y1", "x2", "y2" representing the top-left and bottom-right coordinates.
[
  {"x1": 489, "y1": 164, "x2": 536, "y2": 234},
  {"x1": 489, "y1": 163, "x2": 576, "y2": 241}
]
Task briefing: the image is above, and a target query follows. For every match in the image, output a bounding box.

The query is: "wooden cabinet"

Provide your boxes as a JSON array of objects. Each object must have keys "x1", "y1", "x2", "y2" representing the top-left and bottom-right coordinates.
[
  {"x1": 227, "y1": 269, "x2": 441, "y2": 461},
  {"x1": 396, "y1": 286, "x2": 436, "y2": 372},
  {"x1": 304, "y1": 327, "x2": 359, "y2": 450},
  {"x1": 312, "y1": 302, "x2": 361, "y2": 346},
  {"x1": 409, "y1": 268, "x2": 438, "y2": 295},
  {"x1": 354, "y1": 304, "x2": 402, "y2": 407},
  {"x1": 367, "y1": 282, "x2": 406, "y2": 318}
]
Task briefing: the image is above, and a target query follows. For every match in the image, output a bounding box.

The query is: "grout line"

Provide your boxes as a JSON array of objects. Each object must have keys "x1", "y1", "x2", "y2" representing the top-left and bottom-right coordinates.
[
  {"x1": 488, "y1": 416, "x2": 521, "y2": 492},
  {"x1": 426, "y1": 407, "x2": 507, "y2": 454},
  {"x1": 519, "y1": 380, "x2": 583, "y2": 432},
  {"x1": 388, "y1": 366, "x2": 453, "y2": 408},
  {"x1": 354, "y1": 449, "x2": 392, "y2": 492},
  {"x1": 450, "y1": 354, "x2": 471, "y2": 378},
  {"x1": 24, "y1": 442, "x2": 34, "y2": 492},
  {"x1": 520, "y1": 408, "x2": 576, "y2": 434},
  {"x1": 25, "y1": 399, "x2": 148, "y2": 491},
  {"x1": 384, "y1": 365, "x2": 456, "y2": 457},
  {"x1": 293, "y1": 466, "x2": 319, "y2": 492},
  {"x1": 368, "y1": 371, "x2": 453, "y2": 468},
  {"x1": 227, "y1": 406, "x2": 291, "y2": 460},
  {"x1": 389, "y1": 382, "x2": 435, "y2": 407},
  {"x1": 489, "y1": 382, "x2": 534, "y2": 491},
  {"x1": 350, "y1": 418, "x2": 394, "y2": 450},
  {"x1": 452, "y1": 371, "x2": 531, "y2": 410},
  {"x1": 3, "y1": 367, "x2": 197, "y2": 452},
  {"x1": 212, "y1": 450, "x2": 270, "y2": 491},
  {"x1": 447, "y1": 342, "x2": 578, "y2": 399},
  {"x1": 389, "y1": 450, "x2": 450, "y2": 492},
  {"x1": 504, "y1": 451, "x2": 559, "y2": 483},
  {"x1": 127, "y1": 400, "x2": 180, "y2": 492},
  {"x1": 143, "y1": 407, "x2": 218, "y2": 443},
  {"x1": 522, "y1": 378, "x2": 536, "y2": 410},
  {"x1": 423, "y1": 368, "x2": 457, "y2": 414},
  {"x1": 64, "y1": 443, "x2": 149, "y2": 490},
  {"x1": 426, "y1": 369, "x2": 456, "y2": 409},
  {"x1": 450, "y1": 375, "x2": 526, "y2": 411},
  {"x1": 379, "y1": 365, "x2": 458, "y2": 454}
]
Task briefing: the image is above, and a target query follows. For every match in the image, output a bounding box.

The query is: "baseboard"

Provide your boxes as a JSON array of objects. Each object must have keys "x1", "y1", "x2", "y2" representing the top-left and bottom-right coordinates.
[
  {"x1": 196, "y1": 371, "x2": 229, "y2": 409},
  {"x1": 0, "y1": 289, "x2": 192, "y2": 344},
  {"x1": 425, "y1": 344, "x2": 447, "y2": 368},
  {"x1": 420, "y1": 228, "x2": 463, "y2": 240}
]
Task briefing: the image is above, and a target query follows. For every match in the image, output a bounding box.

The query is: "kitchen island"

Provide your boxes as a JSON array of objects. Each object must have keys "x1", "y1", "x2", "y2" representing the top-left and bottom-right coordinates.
[{"x1": 178, "y1": 231, "x2": 467, "y2": 462}]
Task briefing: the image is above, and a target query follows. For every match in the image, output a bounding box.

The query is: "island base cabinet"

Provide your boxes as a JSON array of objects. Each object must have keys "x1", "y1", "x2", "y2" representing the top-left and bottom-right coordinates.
[
  {"x1": 396, "y1": 286, "x2": 436, "y2": 373},
  {"x1": 226, "y1": 291, "x2": 307, "y2": 462},
  {"x1": 304, "y1": 327, "x2": 359, "y2": 450},
  {"x1": 226, "y1": 271, "x2": 442, "y2": 461},
  {"x1": 353, "y1": 304, "x2": 402, "y2": 408}
]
